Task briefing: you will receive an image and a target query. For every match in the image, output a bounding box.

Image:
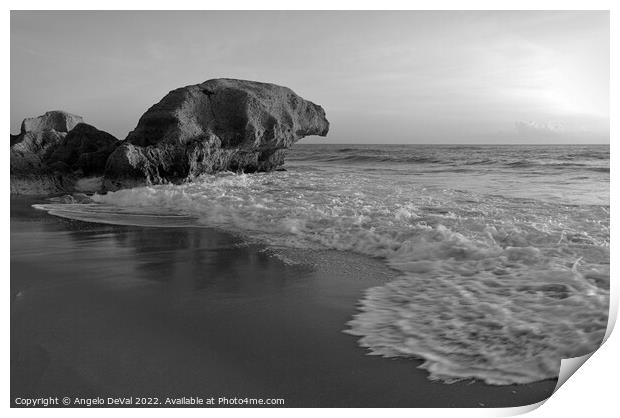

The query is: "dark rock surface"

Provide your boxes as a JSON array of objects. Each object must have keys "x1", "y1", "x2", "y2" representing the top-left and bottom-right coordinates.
[
  {"x1": 10, "y1": 134, "x2": 22, "y2": 147},
  {"x1": 47, "y1": 123, "x2": 119, "y2": 176},
  {"x1": 104, "y1": 78, "x2": 329, "y2": 189}
]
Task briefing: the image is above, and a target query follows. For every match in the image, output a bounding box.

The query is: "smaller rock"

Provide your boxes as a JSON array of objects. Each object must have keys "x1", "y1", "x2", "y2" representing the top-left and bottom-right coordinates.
[
  {"x1": 11, "y1": 110, "x2": 83, "y2": 177},
  {"x1": 10, "y1": 112, "x2": 117, "y2": 195}
]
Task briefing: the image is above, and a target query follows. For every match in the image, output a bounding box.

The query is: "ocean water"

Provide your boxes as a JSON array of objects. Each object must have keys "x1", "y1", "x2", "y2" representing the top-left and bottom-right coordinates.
[{"x1": 33, "y1": 144, "x2": 610, "y2": 385}]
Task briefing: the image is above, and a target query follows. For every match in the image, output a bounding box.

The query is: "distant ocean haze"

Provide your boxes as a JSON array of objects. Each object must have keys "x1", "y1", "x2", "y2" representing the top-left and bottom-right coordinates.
[{"x1": 33, "y1": 143, "x2": 610, "y2": 385}]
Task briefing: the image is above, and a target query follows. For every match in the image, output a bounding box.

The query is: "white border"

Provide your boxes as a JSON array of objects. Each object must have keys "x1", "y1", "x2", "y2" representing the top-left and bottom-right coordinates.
[{"x1": 4, "y1": 1, "x2": 617, "y2": 417}]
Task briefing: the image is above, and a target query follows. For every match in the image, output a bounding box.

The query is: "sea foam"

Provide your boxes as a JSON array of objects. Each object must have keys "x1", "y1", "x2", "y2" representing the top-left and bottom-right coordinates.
[{"x1": 32, "y1": 166, "x2": 609, "y2": 385}]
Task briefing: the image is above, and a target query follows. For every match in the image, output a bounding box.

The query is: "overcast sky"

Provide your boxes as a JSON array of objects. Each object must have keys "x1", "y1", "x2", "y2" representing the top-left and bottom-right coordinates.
[{"x1": 11, "y1": 11, "x2": 609, "y2": 144}]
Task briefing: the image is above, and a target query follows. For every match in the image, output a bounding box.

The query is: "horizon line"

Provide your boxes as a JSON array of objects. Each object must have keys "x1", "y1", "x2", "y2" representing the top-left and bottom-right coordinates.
[{"x1": 296, "y1": 142, "x2": 610, "y2": 146}]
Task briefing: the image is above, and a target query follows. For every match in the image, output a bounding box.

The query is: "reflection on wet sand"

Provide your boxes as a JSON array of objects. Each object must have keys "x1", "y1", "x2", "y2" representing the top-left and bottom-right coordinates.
[{"x1": 11, "y1": 197, "x2": 556, "y2": 407}]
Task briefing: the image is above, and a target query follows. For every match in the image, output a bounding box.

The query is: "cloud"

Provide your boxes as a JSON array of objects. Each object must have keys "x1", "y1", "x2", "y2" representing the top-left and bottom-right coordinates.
[
  {"x1": 515, "y1": 120, "x2": 565, "y2": 137},
  {"x1": 511, "y1": 119, "x2": 608, "y2": 143}
]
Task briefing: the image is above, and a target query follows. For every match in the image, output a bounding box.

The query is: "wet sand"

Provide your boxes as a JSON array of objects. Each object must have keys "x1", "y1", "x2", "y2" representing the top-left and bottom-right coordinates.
[{"x1": 11, "y1": 197, "x2": 556, "y2": 407}]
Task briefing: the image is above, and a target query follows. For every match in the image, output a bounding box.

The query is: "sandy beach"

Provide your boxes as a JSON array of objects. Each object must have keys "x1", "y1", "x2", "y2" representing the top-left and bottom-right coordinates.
[{"x1": 11, "y1": 197, "x2": 557, "y2": 407}]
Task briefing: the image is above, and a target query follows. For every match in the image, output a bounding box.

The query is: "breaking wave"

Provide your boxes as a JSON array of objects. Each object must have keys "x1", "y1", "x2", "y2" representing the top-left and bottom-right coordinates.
[{"x1": 32, "y1": 148, "x2": 609, "y2": 386}]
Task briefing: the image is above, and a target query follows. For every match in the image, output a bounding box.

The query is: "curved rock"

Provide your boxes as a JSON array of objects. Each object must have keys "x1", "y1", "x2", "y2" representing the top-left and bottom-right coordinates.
[{"x1": 104, "y1": 78, "x2": 329, "y2": 189}]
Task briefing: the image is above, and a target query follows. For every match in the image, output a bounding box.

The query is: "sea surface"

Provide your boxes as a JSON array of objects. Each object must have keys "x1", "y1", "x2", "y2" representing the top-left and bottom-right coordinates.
[{"x1": 33, "y1": 144, "x2": 610, "y2": 386}]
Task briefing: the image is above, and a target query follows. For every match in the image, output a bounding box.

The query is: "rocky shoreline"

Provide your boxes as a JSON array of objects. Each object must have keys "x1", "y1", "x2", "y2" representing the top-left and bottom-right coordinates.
[{"x1": 10, "y1": 78, "x2": 329, "y2": 195}]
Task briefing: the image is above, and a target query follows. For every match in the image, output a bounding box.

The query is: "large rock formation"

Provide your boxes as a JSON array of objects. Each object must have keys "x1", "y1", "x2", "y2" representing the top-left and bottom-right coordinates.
[
  {"x1": 10, "y1": 79, "x2": 329, "y2": 195},
  {"x1": 103, "y1": 78, "x2": 329, "y2": 190},
  {"x1": 10, "y1": 111, "x2": 118, "y2": 194}
]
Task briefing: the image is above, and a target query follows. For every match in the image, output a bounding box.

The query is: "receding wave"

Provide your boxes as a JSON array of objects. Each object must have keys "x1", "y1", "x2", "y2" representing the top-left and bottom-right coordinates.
[
  {"x1": 504, "y1": 160, "x2": 608, "y2": 172},
  {"x1": 32, "y1": 203, "x2": 199, "y2": 227},
  {"x1": 297, "y1": 153, "x2": 445, "y2": 164},
  {"x1": 32, "y1": 169, "x2": 609, "y2": 385}
]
